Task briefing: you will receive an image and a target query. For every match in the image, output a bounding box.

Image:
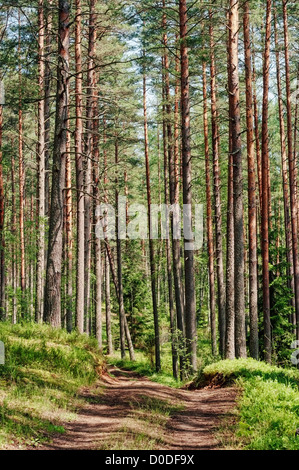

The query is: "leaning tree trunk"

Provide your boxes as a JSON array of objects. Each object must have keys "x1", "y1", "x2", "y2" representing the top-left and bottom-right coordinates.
[
  {"x1": 44, "y1": 0, "x2": 70, "y2": 327},
  {"x1": 115, "y1": 136, "x2": 126, "y2": 360}
]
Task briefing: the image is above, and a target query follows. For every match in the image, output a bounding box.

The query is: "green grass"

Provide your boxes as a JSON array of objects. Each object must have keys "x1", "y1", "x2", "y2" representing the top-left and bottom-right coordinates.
[
  {"x1": 108, "y1": 350, "x2": 184, "y2": 388},
  {"x1": 0, "y1": 322, "x2": 103, "y2": 449},
  {"x1": 108, "y1": 330, "x2": 219, "y2": 389},
  {"x1": 200, "y1": 358, "x2": 299, "y2": 450}
]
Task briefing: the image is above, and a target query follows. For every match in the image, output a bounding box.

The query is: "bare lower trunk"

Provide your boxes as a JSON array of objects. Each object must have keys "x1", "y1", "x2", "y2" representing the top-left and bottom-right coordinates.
[
  {"x1": 202, "y1": 62, "x2": 217, "y2": 356},
  {"x1": 35, "y1": 0, "x2": 46, "y2": 323},
  {"x1": 75, "y1": 0, "x2": 84, "y2": 333},
  {"x1": 225, "y1": 12, "x2": 235, "y2": 359},
  {"x1": 209, "y1": 12, "x2": 226, "y2": 356},
  {"x1": 161, "y1": 9, "x2": 178, "y2": 378},
  {"x1": 229, "y1": 0, "x2": 246, "y2": 358},
  {"x1": 93, "y1": 84, "x2": 102, "y2": 349},
  {"x1": 180, "y1": 0, "x2": 197, "y2": 372},
  {"x1": 243, "y1": 1, "x2": 258, "y2": 359},
  {"x1": 274, "y1": 10, "x2": 295, "y2": 325},
  {"x1": 18, "y1": 12, "x2": 26, "y2": 316},
  {"x1": 0, "y1": 104, "x2": 4, "y2": 320},
  {"x1": 261, "y1": 0, "x2": 272, "y2": 362},
  {"x1": 44, "y1": 0, "x2": 70, "y2": 327},
  {"x1": 143, "y1": 68, "x2": 161, "y2": 372},
  {"x1": 283, "y1": 0, "x2": 299, "y2": 341}
]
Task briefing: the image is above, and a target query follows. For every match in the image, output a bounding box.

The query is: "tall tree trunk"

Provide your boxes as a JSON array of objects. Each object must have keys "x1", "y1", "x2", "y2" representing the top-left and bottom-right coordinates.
[
  {"x1": 103, "y1": 117, "x2": 113, "y2": 353},
  {"x1": 179, "y1": 0, "x2": 197, "y2": 372},
  {"x1": 65, "y1": 107, "x2": 72, "y2": 332},
  {"x1": 11, "y1": 151, "x2": 17, "y2": 324},
  {"x1": 209, "y1": 11, "x2": 226, "y2": 356},
  {"x1": 229, "y1": 0, "x2": 246, "y2": 358},
  {"x1": 173, "y1": 34, "x2": 185, "y2": 363},
  {"x1": 35, "y1": 0, "x2": 46, "y2": 323},
  {"x1": 225, "y1": 12, "x2": 235, "y2": 359},
  {"x1": 243, "y1": 1, "x2": 258, "y2": 359},
  {"x1": 18, "y1": 12, "x2": 26, "y2": 316},
  {"x1": 162, "y1": 7, "x2": 178, "y2": 379},
  {"x1": 261, "y1": 0, "x2": 272, "y2": 362},
  {"x1": 93, "y1": 81, "x2": 102, "y2": 349},
  {"x1": 115, "y1": 137, "x2": 126, "y2": 359},
  {"x1": 274, "y1": 10, "x2": 295, "y2": 325},
  {"x1": 252, "y1": 45, "x2": 262, "y2": 215},
  {"x1": 84, "y1": 0, "x2": 97, "y2": 334},
  {"x1": 75, "y1": 0, "x2": 84, "y2": 333},
  {"x1": 283, "y1": 0, "x2": 299, "y2": 340},
  {"x1": 44, "y1": 0, "x2": 70, "y2": 327},
  {"x1": 104, "y1": 238, "x2": 135, "y2": 361},
  {"x1": 143, "y1": 65, "x2": 161, "y2": 372},
  {"x1": 202, "y1": 62, "x2": 217, "y2": 356},
  {"x1": 44, "y1": 0, "x2": 52, "y2": 219},
  {"x1": 0, "y1": 101, "x2": 4, "y2": 319}
]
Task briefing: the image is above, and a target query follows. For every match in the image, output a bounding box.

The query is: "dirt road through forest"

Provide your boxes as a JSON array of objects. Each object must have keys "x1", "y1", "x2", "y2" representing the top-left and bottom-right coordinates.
[{"x1": 41, "y1": 366, "x2": 237, "y2": 451}]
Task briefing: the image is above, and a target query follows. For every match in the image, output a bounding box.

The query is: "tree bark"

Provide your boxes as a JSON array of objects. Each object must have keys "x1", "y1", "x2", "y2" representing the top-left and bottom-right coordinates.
[
  {"x1": 143, "y1": 64, "x2": 161, "y2": 372},
  {"x1": 209, "y1": 11, "x2": 226, "y2": 357},
  {"x1": 243, "y1": 1, "x2": 258, "y2": 359},
  {"x1": 202, "y1": 62, "x2": 217, "y2": 356},
  {"x1": 179, "y1": 0, "x2": 197, "y2": 372},
  {"x1": 93, "y1": 82, "x2": 102, "y2": 349},
  {"x1": 44, "y1": 0, "x2": 70, "y2": 327},
  {"x1": 84, "y1": 0, "x2": 97, "y2": 334},
  {"x1": 18, "y1": 11, "x2": 26, "y2": 316},
  {"x1": 75, "y1": 0, "x2": 84, "y2": 333},
  {"x1": 35, "y1": 0, "x2": 46, "y2": 323},
  {"x1": 162, "y1": 6, "x2": 179, "y2": 379},
  {"x1": 274, "y1": 9, "x2": 295, "y2": 325},
  {"x1": 225, "y1": 10, "x2": 235, "y2": 359},
  {"x1": 103, "y1": 117, "x2": 113, "y2": 353},
  {"x1": 283, "y1": 0, "x2": 299, "y2": 341},
  {"x1": 0, "y1": 103, "x2": 4, "y2": 320},
  {"x1": 261, "y1": 0, "x2": 272, "y2": 362},
  {"x1": 229, "y1": 0, "x2": 246, "y2": 358}
]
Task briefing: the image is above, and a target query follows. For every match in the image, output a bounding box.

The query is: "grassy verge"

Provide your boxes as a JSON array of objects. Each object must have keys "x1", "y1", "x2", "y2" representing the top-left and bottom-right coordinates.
[
  {"x1": 200, "y1": 358, "x2": 299, "y2": 450},
  {"x1": 0, "y1": 322, "x2": 104, "y2": 449}
]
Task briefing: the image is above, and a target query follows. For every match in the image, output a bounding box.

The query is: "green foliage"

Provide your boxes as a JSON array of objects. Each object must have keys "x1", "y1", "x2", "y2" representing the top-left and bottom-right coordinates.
[
  {"x1": 0, "y1": 322, "x2": 103, "y2": 448},
  {"x1": 201, "y1": 359, "x2": 299, "y2": 450}
]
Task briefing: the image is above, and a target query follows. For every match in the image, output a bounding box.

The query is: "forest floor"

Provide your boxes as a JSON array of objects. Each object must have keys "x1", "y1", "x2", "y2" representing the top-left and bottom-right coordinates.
[{"x1": 37, "y1": 366, "x2": 238, "y2": 451}]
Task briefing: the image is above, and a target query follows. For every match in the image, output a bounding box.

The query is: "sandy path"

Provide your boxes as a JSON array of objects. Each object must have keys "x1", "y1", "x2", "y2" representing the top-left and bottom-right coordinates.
[{"x1": 39, "y1": 366, "x2": 237, "y2": 451}]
